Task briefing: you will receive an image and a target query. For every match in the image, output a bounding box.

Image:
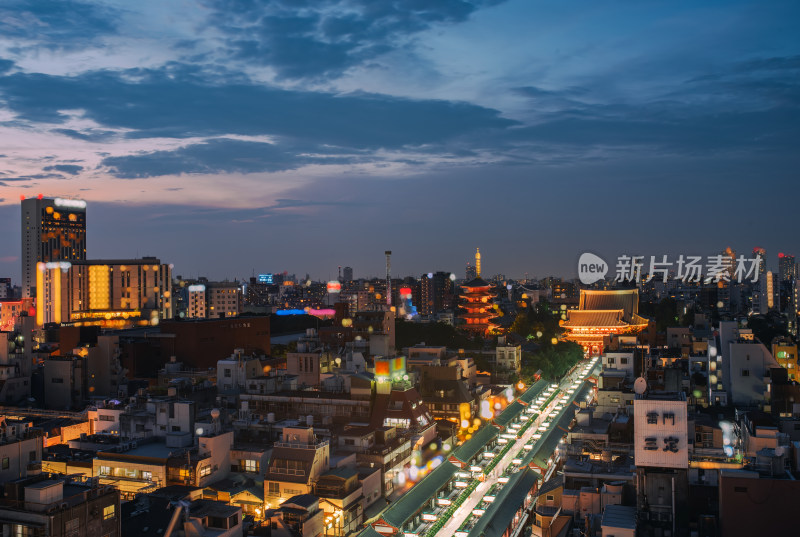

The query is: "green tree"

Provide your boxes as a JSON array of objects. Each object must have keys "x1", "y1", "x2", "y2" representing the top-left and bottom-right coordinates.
[{"x1": 510, "y1": 310, "x2": 531, "y2": 338}]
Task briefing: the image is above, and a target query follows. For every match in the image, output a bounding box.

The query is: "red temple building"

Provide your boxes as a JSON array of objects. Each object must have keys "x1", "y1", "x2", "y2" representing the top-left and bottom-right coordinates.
[
  {"x1": 459, "y1": 248, "x2": 497, "y2": 335},
  {"x1": 562, "y1": 289, "x2": 649, "y2": 355}
]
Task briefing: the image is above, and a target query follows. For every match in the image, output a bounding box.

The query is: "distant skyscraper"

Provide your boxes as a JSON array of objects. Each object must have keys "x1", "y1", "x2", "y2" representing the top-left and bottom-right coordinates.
[
  {"x1": 778, "y1": 253, "x2": 796, "y2": 283},
  {"x1": 465, "y1": 263, "x2": 476, "y2": 281},
  {"x1": 419, "y1": 271, "x2": 455, "y2": 315},
  {"x1": 720, "y1": 247, "x2": 736, "y2": 278},
  {"x1": 753, "y1": 247, "x2": 767, "y2": 275},
  {"x1": 21, "y1": 196, "x2": 86, "y2": 298},
  {"x1": 778, "y1": 253, "x2": 796, "y2": 314},
  {"x1": 342, "y1": 266, "x2": 353, "y2": 282}
]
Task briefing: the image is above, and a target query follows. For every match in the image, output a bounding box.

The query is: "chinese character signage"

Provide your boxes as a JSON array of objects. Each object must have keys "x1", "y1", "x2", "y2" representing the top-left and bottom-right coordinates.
[{"x1": 634, "y1": 399, "x2": 688, "y2": 469}]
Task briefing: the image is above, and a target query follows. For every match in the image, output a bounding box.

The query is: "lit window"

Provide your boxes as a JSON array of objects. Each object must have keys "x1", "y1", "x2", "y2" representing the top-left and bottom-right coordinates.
[{"x1": 103, "y1": 504, "x2": 116, "y2": 520}]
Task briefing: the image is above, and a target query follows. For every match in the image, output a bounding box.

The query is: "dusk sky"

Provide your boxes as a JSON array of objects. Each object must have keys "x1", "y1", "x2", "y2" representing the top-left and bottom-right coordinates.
[{"x1": 1, "y1": 0, "x2": 798, "y2": 282}]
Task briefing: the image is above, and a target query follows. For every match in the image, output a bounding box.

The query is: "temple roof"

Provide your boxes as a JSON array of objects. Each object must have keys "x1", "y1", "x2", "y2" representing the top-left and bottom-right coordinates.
[
  {"x1": 562, "y1": 310, "x2": 626, "y2": 328},
  {"x1": 462, "y1": 277, "x2": 491, "y2": 288},
  {"x1": 579, "y1": 289, "x2": 639, "y2": 318}
]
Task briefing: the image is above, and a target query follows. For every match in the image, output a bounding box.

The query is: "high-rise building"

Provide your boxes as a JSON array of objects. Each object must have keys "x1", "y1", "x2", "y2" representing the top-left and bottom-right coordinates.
[
  {"x1": 21, "y1": 196, "x2": 87, "y2": 298},
  {"x1": 753, "y1": 247, "x2": 767, "y2": 275},
  {"x1": 0, "y1": 277, "x2": 11, "y2": 298},
  {"x1": 778, "y1": 253, "x2": 796, "y2": 283},
  {"x1": 36, "y1": 257, "x2": 173, "y2": 327},
  {"x1": 465, "y1": 262, "x2": 476, "y2": 281},
  {"x1": 419, "y1": 271, "x2": 456, "y2": 315},
  {"x1": 342, "y1": 266, "x2": 353, "y2": 282},
  {"x1": 777, "y1": 253, "x2": 796, "y2": 315},
  {"x1": 206, "y1": 281, "x2": 242, "y2": 318}
]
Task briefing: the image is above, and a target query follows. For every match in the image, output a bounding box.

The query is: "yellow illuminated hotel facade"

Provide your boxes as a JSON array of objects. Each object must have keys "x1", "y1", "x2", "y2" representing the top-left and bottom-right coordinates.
[{"x1": 36, "y1": 257, "x2": 173, "y2": 328}]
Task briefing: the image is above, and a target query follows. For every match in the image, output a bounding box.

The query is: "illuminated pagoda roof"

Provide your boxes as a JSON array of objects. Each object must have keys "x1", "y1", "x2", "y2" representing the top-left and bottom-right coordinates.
[
  {"x1": 563, "y1": 289, "x2": 649, "y2": 354},
  {"x1": 462, "y1": 277, "x2": 491, "y2": 289},
  {"x1": 458, "y1": 248, "x2": 497, "y2": 335},
  {"x1": 577, "y1": 289, "x2": 644, "y2": 324},
  {"x1": 562, "y1": 309, "x2": 628, "y2": 328}
]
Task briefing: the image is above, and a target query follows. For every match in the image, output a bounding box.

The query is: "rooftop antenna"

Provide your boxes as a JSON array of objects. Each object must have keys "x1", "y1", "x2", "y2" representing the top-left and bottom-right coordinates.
[{"x1": 385, "y1": 251, "x2": 392, "y2": 307}]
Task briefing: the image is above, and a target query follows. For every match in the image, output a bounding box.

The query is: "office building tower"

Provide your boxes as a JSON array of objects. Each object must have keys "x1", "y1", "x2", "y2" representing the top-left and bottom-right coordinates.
[
  {"x1": 342, "y1": 266, "x2": 353, "y2": 282},
  {"x1": 206, "y1": 281, "x2": 242, "y2": 318},
  {"x1": 21, "y1": 196, "x2": 87, "y2": 298},
  {"x1": 752, "y1": 247, "x2": 767, "y2": 275},
  {"x1": 778, "y1": 253, "x2": 796, "y2": 283},
  {"x1": 465, "y1": 263, "x2": 476, "y2": 281},
  {"x1": 36, "y1": 257, "x2": 173, "y2": 327}
]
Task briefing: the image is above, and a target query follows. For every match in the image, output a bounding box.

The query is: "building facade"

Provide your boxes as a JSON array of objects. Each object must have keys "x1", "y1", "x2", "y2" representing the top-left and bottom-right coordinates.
[{"x1": 21, "y1": 197, "x2": 87, "y2": 299}]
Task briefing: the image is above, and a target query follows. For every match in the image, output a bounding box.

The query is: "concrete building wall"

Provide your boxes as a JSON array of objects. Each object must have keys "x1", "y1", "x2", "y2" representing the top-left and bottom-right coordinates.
[
  {"x1": 0, "y1": 437, "x2": 43, "y2": 483},
  {"x1": 728, "y1": 342, "x2": 779, "y2": 406},
  {"x1": 603, "y1": 352, "x2": 635, "y2": 379}
]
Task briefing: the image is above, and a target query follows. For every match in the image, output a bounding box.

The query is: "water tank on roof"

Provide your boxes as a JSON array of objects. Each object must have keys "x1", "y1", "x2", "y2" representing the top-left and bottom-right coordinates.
[
  {"x1": 267, "y1": 413, "x2": 275, "y2": 423},
  {"x1": 306, "y1": 415, "x2": 314, "y2": 427}
]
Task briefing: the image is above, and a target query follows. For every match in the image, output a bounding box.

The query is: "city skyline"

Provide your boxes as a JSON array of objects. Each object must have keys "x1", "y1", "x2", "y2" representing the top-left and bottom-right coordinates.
[
  {"x1": 2, "y1": 195, "x2": 798, "y2": 284},
  {"x1": 1, "y1": 0, "x2": 799, "y2": 280}
]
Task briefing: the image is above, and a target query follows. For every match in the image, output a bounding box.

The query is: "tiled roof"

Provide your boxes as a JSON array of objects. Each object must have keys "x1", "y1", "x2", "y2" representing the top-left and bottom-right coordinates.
[
  {"x1": 517, "y1": 379, "x2": 548, "y2": 406},
  {"x1": 468, "y1": 467, "x2": 538, "y2": 537},
  {"x1": 579, "y1": 289, "x2": 639, "y2": 317},
  {"x1": 381, "y1": 461, "x2": 459, "y2": 528},
  {"x1": 563, "y1": 310, "x2": 626, "y2": 327},
  {"x1": 451, "y1": 424, "x2": 498, "y2": 464},
  {"x1": 462, "y1": 277, "x2": 491, "y2": 288}
]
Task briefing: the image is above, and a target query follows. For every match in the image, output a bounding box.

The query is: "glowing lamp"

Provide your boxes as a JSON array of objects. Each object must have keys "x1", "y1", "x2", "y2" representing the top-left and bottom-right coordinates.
[{"x1": 327, "y1": 281, "x2": 341, "y2": 293}]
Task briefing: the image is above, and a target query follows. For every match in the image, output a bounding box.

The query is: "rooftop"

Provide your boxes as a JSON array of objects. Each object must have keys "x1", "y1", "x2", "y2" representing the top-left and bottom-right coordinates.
[{"x1": 601, "y1": 504, "x2": 636, "y2": 530}]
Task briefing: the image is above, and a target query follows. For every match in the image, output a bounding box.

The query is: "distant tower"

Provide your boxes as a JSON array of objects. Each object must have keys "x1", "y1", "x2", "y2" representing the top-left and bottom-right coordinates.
[
  {"x1": 385, "y1": 251, "x2": 392, "y2": 307},
  {"x1": 338, "y1": 266, "x2": 342, "y2": 282},
  {"x1": 343, "y1": 266, "x2": 353, "y2": 282},
  {"x1": 476, "y1": 248, "x2": 482, "y2": 277}
]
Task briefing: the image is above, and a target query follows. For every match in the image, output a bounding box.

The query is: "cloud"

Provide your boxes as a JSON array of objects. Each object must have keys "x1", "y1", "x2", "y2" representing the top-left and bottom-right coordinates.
[
  {"x1": 0, "y1": 0, "x2": 119, "y2": 49},
  {"x1": 0, "y1": 64, "x2": 516, "y2": 150},
  {"x1": 203, "y1": 0, "x2": 505, "y2": 79},
  {"x1": 43, "y1": 164, "x2": 83, "y2": 175},
  {"x1": 102, "y1": 138, "x2": 305, "y2": 178},
  {"x1": 0, "y1": 173, "x2": 63, "y2": 181},
  {"x1": 51, "y1": 128, "x2": 118, "y2": 142}
]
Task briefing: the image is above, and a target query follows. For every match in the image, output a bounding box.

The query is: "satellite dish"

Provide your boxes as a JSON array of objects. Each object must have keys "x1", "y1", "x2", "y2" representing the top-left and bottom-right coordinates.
[
  {"x1": 210, "y1": 408, "x2": 221, "y2": 420},
  {"x1": 634, "y1": 377, "x2": 647, "y2": 395},
  {"x1": 195, "y1": 427, "x2": 204, "y2": 436}
]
